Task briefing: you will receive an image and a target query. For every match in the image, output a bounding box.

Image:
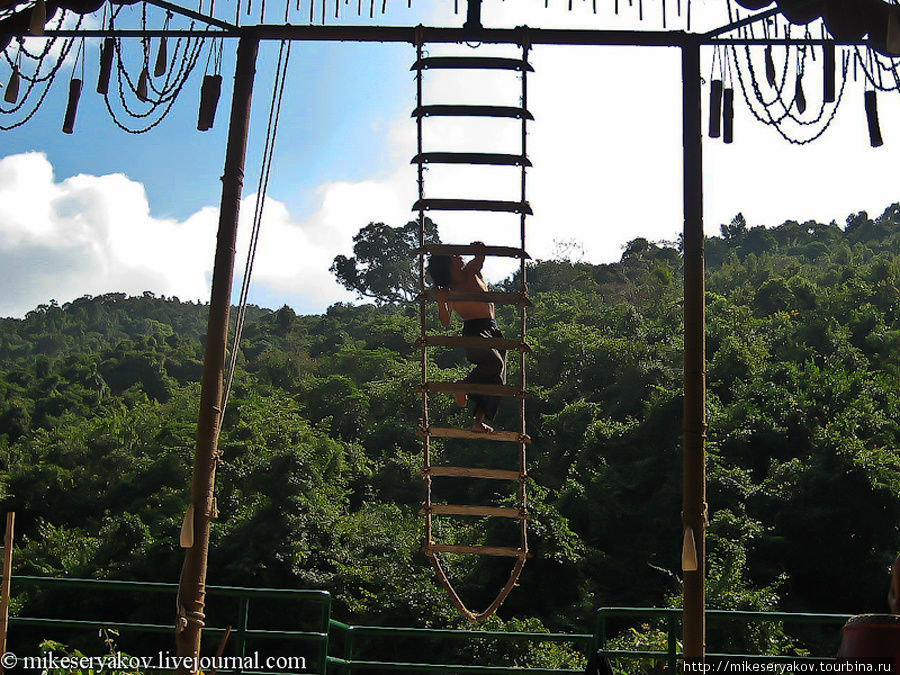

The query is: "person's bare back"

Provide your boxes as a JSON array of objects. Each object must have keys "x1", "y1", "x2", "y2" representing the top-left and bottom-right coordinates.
[
  {"x1": 435, "y1": 247, "x2": 494, "y2": 323},
  {"x1": 428, "y1": 243, "x2": 506, "y2": 433}
]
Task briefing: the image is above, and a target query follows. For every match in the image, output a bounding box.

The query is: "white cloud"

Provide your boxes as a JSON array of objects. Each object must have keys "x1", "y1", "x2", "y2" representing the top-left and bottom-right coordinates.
[
  {"x1": 0, "y1": 152, "x2": 217, "y2": 317},
  {"x1": 0, "y1": 151, "x2": 420, "y2": 318},
  {"x1": 242, "y1": 168, "x2": 416, "y2": 310}
]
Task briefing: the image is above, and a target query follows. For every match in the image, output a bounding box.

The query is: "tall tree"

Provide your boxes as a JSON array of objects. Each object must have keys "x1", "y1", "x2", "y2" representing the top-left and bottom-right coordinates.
[{"x1": 331, "y1": 219, "x2": 440, "y2": 304}]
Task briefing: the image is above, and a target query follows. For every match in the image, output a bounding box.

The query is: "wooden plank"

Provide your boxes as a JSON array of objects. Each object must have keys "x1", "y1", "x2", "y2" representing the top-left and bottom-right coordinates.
[
  {"x1": 411, "y1": 105, "x2": 534, "y2": 120},
  {"x1": 414, "y1": 198, "x2": 533, "y2": 215},
  {"x1": 418, "y1": 335, "x2": 531, "y2": 353},
  {"x1": 417, "y1": 244, "x2": 530, "y2": 259},
  {"x1": 427, "y1": 544, "x2": 529, "y2": 558},
  {"x1": 419, "y1": 288, "x2": 531, "y2": 306},
  {"x1": 0, "y1": 512, "x2": 14, "y2": 670},
  {"x1": 424, "y1": 504, "x2": 528, "y2": 519},
  {"x1": 417, "y1": 381, "x2": 526, "y2": 398},
  {"x1": 411, "y1": 56, "x2": 533, "y2": 72},
  {"x1": 426, "y1": 465, "x2": 524, "y2": 480},
  {"x1": 411, "y1": 152, "x2": 531, "y2": 167},
  {"x1": 422, "y1": 426, "x2": 530, "y2": 443}
]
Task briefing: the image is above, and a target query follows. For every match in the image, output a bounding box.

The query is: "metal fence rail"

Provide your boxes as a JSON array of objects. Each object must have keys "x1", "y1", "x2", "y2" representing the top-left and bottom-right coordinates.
[
  {"x1": 327, "y1": 621, "x2": 592, "y2": 674},
  {"x1": 6, "y1": 577, "x2": 854, "y2": 674},
  {"x1": 593, "y1": 607, "x2": 853, "y2": 672},
  {"x1": 9, "y1": 576, "x2": 332, "y2": 674}
]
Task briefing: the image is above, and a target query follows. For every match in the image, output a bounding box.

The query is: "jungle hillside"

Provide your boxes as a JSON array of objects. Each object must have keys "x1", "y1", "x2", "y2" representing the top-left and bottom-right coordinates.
[{"x1": 1, "y1": 205, "x2": 899, "y2": 661}]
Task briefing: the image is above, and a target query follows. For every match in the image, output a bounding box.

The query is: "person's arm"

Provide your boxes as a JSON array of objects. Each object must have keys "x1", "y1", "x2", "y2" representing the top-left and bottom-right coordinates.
[
  {"x1": 465, "y1": 241, "x2": 486, "y2": 275},
  {"x1": 436, "y1": 288, "x2": 452, "y2": 327}
]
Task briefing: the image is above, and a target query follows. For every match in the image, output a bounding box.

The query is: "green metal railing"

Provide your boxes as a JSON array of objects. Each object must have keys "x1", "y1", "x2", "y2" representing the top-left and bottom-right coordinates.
[
  {"x1": 326, "y1": 621, "x2": 592, "y2": 674},
  {"x1": 593, "y1": 607, "x2": 854, "y2": 672},
  {"x1": 9, "y1": 576, "x2": 332, "y2": 675},
  {"x1": 6, "y1": 577, "x2": 856, "y2": 674}
]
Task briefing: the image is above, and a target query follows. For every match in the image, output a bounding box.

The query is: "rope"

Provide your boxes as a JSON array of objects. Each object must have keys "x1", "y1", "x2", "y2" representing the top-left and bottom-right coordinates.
[{"x1": 220, "y1": 38, "x2": 292, "y2": 428}]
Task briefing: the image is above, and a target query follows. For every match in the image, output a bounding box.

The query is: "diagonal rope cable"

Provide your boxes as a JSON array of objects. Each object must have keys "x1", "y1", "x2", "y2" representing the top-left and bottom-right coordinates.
[{"x1": 219, "y1": 38, "x2": 292, "y2": 429}]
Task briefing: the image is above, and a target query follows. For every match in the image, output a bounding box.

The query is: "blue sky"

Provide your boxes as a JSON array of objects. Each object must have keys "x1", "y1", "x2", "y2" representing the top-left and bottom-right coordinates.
[
  {"x1": 1, "y1": 37, "x2": 411, "y2": 221},
  {"x1": 2, "y1": 1, "x2": 900, "y2": 317}
]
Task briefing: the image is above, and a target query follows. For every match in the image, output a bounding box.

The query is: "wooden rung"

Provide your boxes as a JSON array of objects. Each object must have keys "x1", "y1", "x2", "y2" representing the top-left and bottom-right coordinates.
[
  {"x1": 411, "y1": 56, "x2": 534, "y2": 72},
  {"x1": 417, "y1": 244, "x2": 530, "y2": 259},
  {"x1": 412, "y1": 152, "x2": 532, "y2": 167},
  {"x1": 422, "y1": 427, "x2": 530, "y2": 444},
  {"x1": 426, "y1": 465, "x2": 525, "y2": 480},
  {"x1": 418, "y1": 335, "x2": 531, "y2": 353},
  {"x1": 423, "y1": 504, "x2": 529, "y2": 520},
  {"x1": 417, "y1": 382, "x2": 526, "y2": 398},
  {"x1": 427, "y1": 544, "x2": 529, "y2": 558},
  {"x1": 412, "y1": 105, "x2": 534, "y2": 120},
  {"x1": 419, "y1": 289, "x2": 531, "y2": 306},
  {"x1": 414, "y1": 198, "x2": 533, "y2": 215}
]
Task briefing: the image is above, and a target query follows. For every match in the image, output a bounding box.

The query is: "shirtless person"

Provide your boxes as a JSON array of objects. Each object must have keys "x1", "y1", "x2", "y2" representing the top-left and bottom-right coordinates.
[{"x1": 427, "y1": 242, "x2": 507, "y2": 433}]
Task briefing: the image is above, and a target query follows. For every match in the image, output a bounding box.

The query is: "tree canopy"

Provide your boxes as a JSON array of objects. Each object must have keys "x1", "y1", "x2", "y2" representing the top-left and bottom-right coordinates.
[
  {"x1": 2, "y1": 204, "x2": 900, "y2": 662},
  {"x1": 330, "y1": 218, "x2": 441, "y2": 304}
]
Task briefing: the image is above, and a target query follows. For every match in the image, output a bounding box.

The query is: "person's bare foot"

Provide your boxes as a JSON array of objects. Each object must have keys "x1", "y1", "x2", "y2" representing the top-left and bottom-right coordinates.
[{"x1": 472, "y1": 420, "x2": 494, "y2": 433}]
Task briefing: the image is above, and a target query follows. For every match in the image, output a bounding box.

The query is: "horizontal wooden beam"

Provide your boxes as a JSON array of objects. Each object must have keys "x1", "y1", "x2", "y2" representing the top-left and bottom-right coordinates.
[
  {"x1": 427, "y1": 544, "x2": 530, "y2": 558},
  {"x1": 417, "y1": 244, "x2": 530, "y2": 259},
  {"x1": 414, "y1": 198, "x2": 532, "y2": 215},
  {"x1": 423, "y1": 504, "x2": 529, "y2": 519},
  {"x1": 420, "y1": 426, "x2": 530, "y2": 443},
  {"x1": 425, "y1": 465, "x2": 525, "y2": 480},
  {"x1": 30, "y1": 26, "x2": 876, "y2": 48}
]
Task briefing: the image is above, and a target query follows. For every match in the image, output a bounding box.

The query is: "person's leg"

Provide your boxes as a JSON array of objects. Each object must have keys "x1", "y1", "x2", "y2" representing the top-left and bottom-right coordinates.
[
  {"x1": 464, "y1": 343, "x2": 505, "y2": 430},
  {"x1": 461, "y1": 320, "x2": 507, "y2": 431}
]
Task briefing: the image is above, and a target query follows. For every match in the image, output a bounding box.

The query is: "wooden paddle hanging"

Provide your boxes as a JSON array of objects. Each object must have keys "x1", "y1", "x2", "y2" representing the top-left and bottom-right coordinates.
[
  {"x1": 3, "y1": 44, "x2": 21, "y2": 104},
  {"x1": 708, "y1": 46, "x2": 722, "y2": 138},
  {"x1": 794, "y1": 49, "x2": 806, "y2": 114},
  {"x1": 154, "y1": 37, "x2": 167, "y2": 77},
  {"x1": 197, "y1": 74, "x2": 222, "y2": 130},
  {"x1": 723, "y1": 86, "x2": 734, "y2": 144},
  {"x1": 62, "y1": 79, "x2": 83, "y2": 133},
  {"x1": 198, "y1": 39, "x2": 224, "y2": 131},
  {"x1": 137, "y1": 66, "x2": 149, "y2": 101},
  {"x1": 3, "y1": 68, "x2": 19, "y2": 105},
  {"x1": 709, "y1": 79, "x2": 723, "y2": 137},
  {"x1": 97, "y1": 37, "x2": 114, "y2": 94},
  {"x1": 764, "y1": 45, "x2": 776, "y2": 86},
  {"x1": 823, "y1": 41, "x2": 836, "y2": 102},
  {"x1": 795, "y1": 72, "x2": 806, "y2": 113},
  {"x1": 29, "y1": 0, "x2": 46, "y2": 35},
  {"x1": 154, "y1": 15, "x2": 170, "y2": 78},
  {"x1": 63, "y1": 39, "x2": 84, "y2": 133},
  {"x1": 865, "y1": 89, "x2": 883, "y2": 147}
]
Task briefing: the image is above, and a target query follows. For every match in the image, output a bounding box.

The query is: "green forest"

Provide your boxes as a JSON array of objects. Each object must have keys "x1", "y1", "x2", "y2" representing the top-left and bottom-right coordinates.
[{"x1": 1, "y1": 205, "x2": 899, "y2": 665}]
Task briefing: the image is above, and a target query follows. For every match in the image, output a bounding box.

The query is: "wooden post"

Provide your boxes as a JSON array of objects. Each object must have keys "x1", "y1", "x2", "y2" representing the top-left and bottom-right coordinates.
[
  {"x1": 175, "y1": 33, "x2": 259, "y2": 672},
  {"x1": 0, "y1": 512, "x2": 15, "y2": 673},
  {"x1": 681, "y1": 36, "x2": 707, "y2": 663}
]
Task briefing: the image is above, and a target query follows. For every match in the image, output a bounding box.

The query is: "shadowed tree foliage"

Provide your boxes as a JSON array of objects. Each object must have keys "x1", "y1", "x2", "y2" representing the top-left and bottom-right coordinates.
[
  {"x1": 2, "y1": 205, "x2": 900, "y2": 663},
  {"x1": 330, "y1": 218, "x2": 440, "y2": 304}
]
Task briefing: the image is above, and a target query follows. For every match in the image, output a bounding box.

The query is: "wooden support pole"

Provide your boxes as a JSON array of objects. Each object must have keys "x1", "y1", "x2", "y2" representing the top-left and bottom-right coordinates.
[
  {"x1": 175, "y1": 34, "x2": 259, "y2": 672},
  {"x1": 681, "y1": 36, "x2": 707, "y2": 663},
  {"x1": 0, "y1": 512, "x2": 15, "y2": 673}
]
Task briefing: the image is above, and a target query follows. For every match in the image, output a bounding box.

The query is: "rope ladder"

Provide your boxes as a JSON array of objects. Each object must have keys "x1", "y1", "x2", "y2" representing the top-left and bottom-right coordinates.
[{"x1": 414, "y1": 36, "x2": 533, "y2": 622}]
